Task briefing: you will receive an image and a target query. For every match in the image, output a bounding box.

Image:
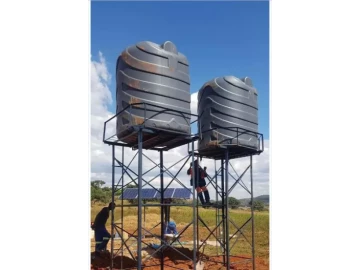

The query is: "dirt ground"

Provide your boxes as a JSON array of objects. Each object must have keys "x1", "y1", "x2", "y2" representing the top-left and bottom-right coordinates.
[
  {"x1": 91, "y1": 247, "x2": 269, "y2": 270},
  {"x1": 90, "y1": 219, "x2": 268, "y2": 270}
]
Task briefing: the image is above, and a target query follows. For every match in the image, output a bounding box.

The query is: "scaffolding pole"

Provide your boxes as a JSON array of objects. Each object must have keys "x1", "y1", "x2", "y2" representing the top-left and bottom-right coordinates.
[
  {"x1": 160, "y1": 150, "x2": 164, "y2": 270},
  {"x1": 137, "y1": 129, "x2": 143, "y2": 270},
  {"x1": 251, "y1": 155, "x2": 255, "y2": 270},
  {"x1": 110, "y1": 145, "x2": 115, "y2": 270}
]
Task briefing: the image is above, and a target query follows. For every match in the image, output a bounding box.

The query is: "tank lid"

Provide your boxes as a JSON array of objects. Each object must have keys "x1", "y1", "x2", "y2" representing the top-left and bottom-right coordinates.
[
  {"x1": 161, "y1": 41, "x2": 178, "y2": 54},
  {"x1": 136, "y1": 41, "x2": 179, "y2": 55},
  {"x1": 134, "y1": 41, "x2": 188, "y2": 65},
  {"x1": 241, "y1": 77, "x2": 253, "y2": 87},
  {"x1": 224, "y1": 76, "x2": 254, "y2": 88}
]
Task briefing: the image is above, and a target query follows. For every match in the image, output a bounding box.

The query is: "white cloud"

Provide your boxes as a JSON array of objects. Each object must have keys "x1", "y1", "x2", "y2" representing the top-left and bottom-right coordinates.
[
  {"x1": 190, "y1": 92, "x2": 198, "y2": 123},
  {"x1": 91, "y1": 52, "x2": 112, "y2": 116},
  {"x1": 90, "y1": 52, "x2": 269, "y2": 199}
]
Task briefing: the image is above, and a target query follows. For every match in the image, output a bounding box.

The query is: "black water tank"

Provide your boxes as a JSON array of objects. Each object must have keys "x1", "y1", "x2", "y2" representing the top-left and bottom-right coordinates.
[
  {"x1": 116, "y1": 41, "x2": 191, "y2": 141},
  {"x1": 198, "y1": 76, "x2": 259, "y2": 154}
]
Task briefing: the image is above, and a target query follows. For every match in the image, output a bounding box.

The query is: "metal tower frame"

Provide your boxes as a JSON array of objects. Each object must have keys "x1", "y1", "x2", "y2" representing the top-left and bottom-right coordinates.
[
  {"x1": 193, "y1": 154, "x2": 261, "y2": 270},
  {"x1": 101, "y1": 102, "x2": 264, "y2": 270}
]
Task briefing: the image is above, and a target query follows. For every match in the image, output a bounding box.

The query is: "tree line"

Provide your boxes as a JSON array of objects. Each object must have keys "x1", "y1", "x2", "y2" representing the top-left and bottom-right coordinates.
[
  {"x1": 212, "y1": 197, "x2": 266, "y2": 211},
  {"x1": 91, "y1": 180, "x2": 121, "y2": 205}
]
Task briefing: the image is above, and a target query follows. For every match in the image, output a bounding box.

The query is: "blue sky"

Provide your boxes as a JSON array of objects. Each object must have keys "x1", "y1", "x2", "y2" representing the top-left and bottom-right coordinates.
[{"x1": 91, "y1": 1, "x2": 269, "y2": 139}]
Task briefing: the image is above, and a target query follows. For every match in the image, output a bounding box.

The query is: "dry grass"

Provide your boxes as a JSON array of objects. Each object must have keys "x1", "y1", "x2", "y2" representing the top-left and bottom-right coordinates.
[{"x1": 91, "y1": 200, "x2": 269, "y2": 263}]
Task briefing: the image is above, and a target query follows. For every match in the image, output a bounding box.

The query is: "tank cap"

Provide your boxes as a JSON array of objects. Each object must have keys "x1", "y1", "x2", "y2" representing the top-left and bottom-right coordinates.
[
  {"x1": 241, "y1": 77, "x2": 253, "y2": 87},
  {"x1": 161, "y1": 41, "x2": 178, "y2": 54},
  {"x1": 224, "y1": 76, "x2": 246, "y2": 88}
]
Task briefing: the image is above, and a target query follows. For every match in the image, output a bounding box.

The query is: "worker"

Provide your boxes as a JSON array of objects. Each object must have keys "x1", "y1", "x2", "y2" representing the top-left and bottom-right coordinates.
[
  {"x1": 187, "y1": 159, "x2": 212, "y2": 207},
  {"x1": 150, "y1": 220, "x2": 179, "y2": 250},
  {"x1": 164, "y1": 221, "x2": 178, "y2": 235},
  {"x1": 92, "y1": 202, "x2": 116, "y2": 253}
]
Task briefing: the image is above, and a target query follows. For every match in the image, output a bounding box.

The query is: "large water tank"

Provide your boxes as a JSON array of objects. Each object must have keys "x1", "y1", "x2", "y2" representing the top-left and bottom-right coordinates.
[
  {"x1": 197, "y1": 76, "x2": 259, "y2": 156},
  {"x1": 116, "y1": 41, "x2": 191, "y2": 142}
]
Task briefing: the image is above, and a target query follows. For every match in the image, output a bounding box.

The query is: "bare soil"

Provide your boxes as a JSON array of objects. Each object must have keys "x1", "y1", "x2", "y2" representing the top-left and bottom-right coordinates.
[{"x1": 91, "y1": 247, "x2": 269, "y2": 270}]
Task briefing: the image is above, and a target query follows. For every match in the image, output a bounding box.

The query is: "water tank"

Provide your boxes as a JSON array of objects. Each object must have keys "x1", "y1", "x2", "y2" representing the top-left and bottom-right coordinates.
[
  {"x1": 197, "y1": 76, "x2": 259, "y2": 155},
  {"x1": 116, "y1": 41, "x2": 191, "y2": 142}
]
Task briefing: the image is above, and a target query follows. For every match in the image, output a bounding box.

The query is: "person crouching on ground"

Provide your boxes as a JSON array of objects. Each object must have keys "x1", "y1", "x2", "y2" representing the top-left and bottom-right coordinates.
[
  {"x1": 187, "y1": 159, "x2": 212, "y2": 207},
  {"x1": 150, "y1": 221, "x2": 179, "y2": 250},
  {"x1": 92, "y1": 202, "x2": 116, "y2": 254},
  {"x1": 164, "y1": 221, "x2": 178, "y2": 236}
]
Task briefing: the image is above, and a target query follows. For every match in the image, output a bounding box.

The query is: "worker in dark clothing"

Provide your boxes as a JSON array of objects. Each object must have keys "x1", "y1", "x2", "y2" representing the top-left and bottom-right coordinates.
[
  {"x1": 92, "y1": 202, "x2": 116, "y2": 253},
  {"x1": 187, "y1": 159, "x2": 212, "y2": 207}
]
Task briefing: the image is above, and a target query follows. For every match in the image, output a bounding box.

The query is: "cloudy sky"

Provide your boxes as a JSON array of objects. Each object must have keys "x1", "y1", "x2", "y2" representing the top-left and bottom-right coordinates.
[{"x1": 91, "y1": 1, "x2": 269, "y2": 199}]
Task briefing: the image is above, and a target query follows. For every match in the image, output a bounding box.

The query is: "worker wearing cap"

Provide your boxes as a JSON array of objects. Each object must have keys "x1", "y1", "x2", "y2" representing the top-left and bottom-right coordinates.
[
  {"x1": 150, "y1": 221, "x2": 179, "y2": 250},
  {"x1": 187, "y1": 159, "x2": 212, "y2": 207},
  {"x1": 165, "y1": 221, "x2": 178, "y2": 235},
  {"x1": 92, "y1": 202, "x2": 116, "y2": 253}
]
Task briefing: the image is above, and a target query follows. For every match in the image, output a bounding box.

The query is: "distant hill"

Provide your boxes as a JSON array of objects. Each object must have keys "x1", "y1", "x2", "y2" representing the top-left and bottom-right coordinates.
[{"x1": 239, "y1": 195, "x2": 269, "y2": 206}]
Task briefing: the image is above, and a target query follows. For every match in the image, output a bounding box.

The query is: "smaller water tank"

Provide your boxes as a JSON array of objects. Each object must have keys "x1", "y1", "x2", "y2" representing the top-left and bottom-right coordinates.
[
  {"x1": 116, "y1": 41, "x2": 191, "y2": 142},
  {"x1": 197, "y1": 76, "x2": 259, "y2": 155}
]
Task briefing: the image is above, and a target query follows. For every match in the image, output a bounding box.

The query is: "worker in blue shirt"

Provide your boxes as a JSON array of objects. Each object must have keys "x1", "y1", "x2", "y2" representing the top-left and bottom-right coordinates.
[
  {"x1": 150, "y1": 221, "x2": 179, "y2": 250},
  {"x1": 164, "y1": 221, "x2": 178, "y2": 235}
]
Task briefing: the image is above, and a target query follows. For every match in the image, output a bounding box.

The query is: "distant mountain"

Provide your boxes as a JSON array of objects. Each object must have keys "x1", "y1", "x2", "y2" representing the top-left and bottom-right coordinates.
[
  {"x1": 239, "y1": 195, "x2": 269, "y2": 206},
  {"x1": 254, "y1": 195, "x2": 270, "y2": 204}
]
